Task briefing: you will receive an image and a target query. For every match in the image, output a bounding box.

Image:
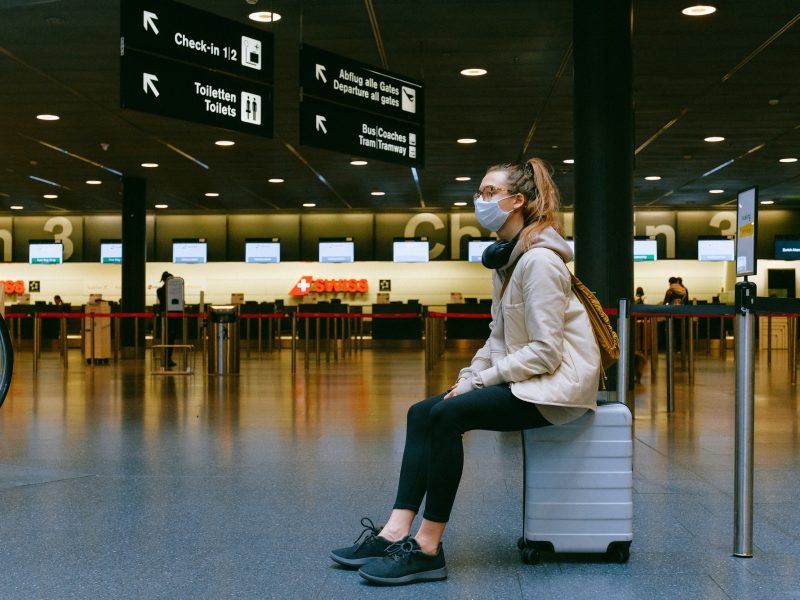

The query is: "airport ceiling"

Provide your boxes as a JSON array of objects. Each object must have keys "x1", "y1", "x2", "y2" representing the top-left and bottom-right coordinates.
[{"x1": 0, "y1": 0, "x2": 798, "y2": 215}]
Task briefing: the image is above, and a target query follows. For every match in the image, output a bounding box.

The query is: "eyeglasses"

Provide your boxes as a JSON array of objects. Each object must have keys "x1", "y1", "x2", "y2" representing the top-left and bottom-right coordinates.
[{"x1": 473, "y1": 186, "x2": 512, "y2": 201}]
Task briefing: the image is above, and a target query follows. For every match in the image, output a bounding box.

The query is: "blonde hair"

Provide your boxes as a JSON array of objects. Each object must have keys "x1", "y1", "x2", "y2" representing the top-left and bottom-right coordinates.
[{"x1": 485, "y1": 158, "x2": 563, "y2": 246}]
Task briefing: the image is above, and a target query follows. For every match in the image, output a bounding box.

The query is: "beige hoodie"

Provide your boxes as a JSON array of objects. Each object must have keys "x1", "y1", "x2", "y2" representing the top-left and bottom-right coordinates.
[{"x1": 458, "y1": 226, "x2": 601, "y2": 424}]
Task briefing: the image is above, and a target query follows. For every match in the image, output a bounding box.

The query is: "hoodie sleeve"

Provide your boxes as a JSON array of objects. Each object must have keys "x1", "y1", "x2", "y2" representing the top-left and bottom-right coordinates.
[{"x1": 475, "y1": 250, "x2": 569, "y2": 386}]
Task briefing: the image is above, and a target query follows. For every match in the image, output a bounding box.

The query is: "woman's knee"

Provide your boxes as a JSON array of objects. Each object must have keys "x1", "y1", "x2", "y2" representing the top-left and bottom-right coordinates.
[
  {"x1": 406, "y1": 395, "x2": 439, "y2": 428},
  {"x1": 429, "y1": 401, "x2": 461, "y2": 433}
]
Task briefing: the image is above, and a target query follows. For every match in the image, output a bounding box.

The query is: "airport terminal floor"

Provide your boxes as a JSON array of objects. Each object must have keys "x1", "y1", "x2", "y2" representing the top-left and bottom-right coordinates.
[{"x1": 0, "y1": 345, "x2": 798, "y2": 599}]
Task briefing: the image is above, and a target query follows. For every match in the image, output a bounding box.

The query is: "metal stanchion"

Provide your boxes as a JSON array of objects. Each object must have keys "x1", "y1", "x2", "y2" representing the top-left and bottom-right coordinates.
[
  {"x1": 650, "y1": 317, "x2": 658, "y2": 379},
  {"x1": 666, "y1": 316, "x2": 674, "y2": 413},
  {"x1": 257, "y1": 317, "x2": 262, "y2": 358},
  {"x1": 134, "y1": 316, "x2": 140, "y2": 359},
  {"x1": 304, "y1": 315, "x2": 310, "y2": 369},
  {"x1": 720, "y1": 316, "x2": 727, "y2": 359},
  {"x1": 315, "y1": 318, "x2": 321, "y2": 366},
  {"x1": 32, "y1": 313, "x2": 40, "y2": 373},
  {"x1": 617, "y1": 299, "x2": 632, "y2": 417},
  {"x1": 89, "y1": 314, "x2": 96, "y2": 369},
  {"x1": 61, "y1": 316, "x2": 68, "y2": 368},
  {"x1": 767, "y1": 315, "x2": 772, "y2": 367},
  {"x1": 790, "y1": 316, "x2": 797, "y2": 386},
  {"x1": 680, "y1": 317, "x2": 687, "y2": 370},
  {"x1": 688, "y1": 317, "x2": 695, "y2": 384},
  {"x1": 291, "y1": 313, "x2": 297, "y2": 373},
  {"x1": 733, "y1": 280, "x2": 756, "y2": 558}
]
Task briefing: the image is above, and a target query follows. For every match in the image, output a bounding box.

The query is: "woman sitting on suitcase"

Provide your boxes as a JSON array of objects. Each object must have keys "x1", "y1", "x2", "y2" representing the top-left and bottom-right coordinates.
[{"x1": 331, "y1": 158, "x2": 601, "y2": 585}]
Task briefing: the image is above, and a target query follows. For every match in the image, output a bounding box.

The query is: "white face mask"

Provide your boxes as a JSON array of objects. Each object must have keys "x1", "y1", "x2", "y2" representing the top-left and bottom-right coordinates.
[{"x1": 473, "y1": 195, "x2": 514, "y2": 231}]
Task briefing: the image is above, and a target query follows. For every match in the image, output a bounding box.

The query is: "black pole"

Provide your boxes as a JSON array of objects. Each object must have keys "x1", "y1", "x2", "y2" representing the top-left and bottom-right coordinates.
[
  {"x1": 121, "y1": 176, "x2": 146, "y2": 357},
  {"x1": 573, "y1": 0, "x2": 634, "y2": 391}
]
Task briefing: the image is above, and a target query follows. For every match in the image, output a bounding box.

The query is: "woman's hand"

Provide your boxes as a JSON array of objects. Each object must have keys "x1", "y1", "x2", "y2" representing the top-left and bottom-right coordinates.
[{"x1": 444, "y1": 377, "x2": 474, "y2": 399}]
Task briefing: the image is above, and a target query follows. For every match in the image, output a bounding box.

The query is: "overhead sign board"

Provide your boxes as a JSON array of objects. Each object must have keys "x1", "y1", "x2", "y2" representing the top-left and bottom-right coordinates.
[
  {"x1": 299, "y1": 45, "x2": 424, "y2": 167},
  {"x1": 300, "y1": 97, "x2": 423, "y2": 167},
  {"x1": 300, "y1": 44, "x2": 423, "y2": 125},
  {"x1": 121, "y1": 0, "x2": 274, "y2": 83},
  {"x1": 121, "y1": 49, "x2": 273, "y2": 137},
  {"x1": 120, "y1": 0, "x2": 273, "y2": 137}
]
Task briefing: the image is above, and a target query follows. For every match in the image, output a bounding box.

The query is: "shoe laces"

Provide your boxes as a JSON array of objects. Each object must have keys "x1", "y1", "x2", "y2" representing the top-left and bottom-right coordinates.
[
  {"x1": 385, "y1": 538, "x2": 418, "y2": 562},
  {"x1": 352, "y1": 517, "x2": 382, "y2": 546}
]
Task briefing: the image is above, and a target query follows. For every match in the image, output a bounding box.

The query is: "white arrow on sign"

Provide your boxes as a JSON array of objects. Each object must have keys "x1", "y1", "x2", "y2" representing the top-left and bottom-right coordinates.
[
  {"x1": 143, "y1": 10, "x2": 159, "y2": 35},
  {"x1": 315, "y1": 64, "x2": 327, "y2": 83},
  {"x1": 315, "y1": 115, "x2": 327, "y2": 134},
  {"x1": 143, "y1": 73, "x2": 160, "y2": 97}
]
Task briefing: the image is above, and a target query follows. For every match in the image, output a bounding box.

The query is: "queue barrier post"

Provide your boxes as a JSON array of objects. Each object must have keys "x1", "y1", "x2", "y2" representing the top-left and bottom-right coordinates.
[
  {"x1": 291, "y1": 312, "x2": 297, "y2": 374},
  {"x1": 666, "y1": 316, "x2": 675, "y2": 413},
  {"x1": 733, "y1": 281, "x2": 757, "y2": 558}
]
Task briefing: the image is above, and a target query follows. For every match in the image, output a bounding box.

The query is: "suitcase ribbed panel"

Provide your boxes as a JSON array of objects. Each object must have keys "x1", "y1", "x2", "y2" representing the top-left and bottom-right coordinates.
[{"x1": 523, "y1": 403, "x2": 633, "y2": 554}]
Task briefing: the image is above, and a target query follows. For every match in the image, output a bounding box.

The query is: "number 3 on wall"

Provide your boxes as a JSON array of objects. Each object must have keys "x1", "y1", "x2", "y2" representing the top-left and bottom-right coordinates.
[{"x1": 44, "y1": 216, "x2": 73, "y2": 260}]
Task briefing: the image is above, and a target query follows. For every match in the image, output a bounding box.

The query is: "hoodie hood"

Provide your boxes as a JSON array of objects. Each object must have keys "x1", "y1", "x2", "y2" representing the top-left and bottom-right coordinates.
[{"x1": 502, "y1": 226, "x2": 572, "y2": 271}]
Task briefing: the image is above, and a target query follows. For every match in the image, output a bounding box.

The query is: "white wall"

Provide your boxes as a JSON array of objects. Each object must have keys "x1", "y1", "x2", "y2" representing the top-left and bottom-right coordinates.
[{"x1": 1, "y1": 259, "x2": 796, "y2": 308}]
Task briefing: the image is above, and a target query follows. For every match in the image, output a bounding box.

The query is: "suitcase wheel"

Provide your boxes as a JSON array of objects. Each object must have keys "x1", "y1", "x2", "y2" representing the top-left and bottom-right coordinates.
[
  {"x1": 521, "y1": 547, "x2": 541, "y2": 565},
  {"x1": 606, "y1": 541, "x2": 631, "y2": 563}
]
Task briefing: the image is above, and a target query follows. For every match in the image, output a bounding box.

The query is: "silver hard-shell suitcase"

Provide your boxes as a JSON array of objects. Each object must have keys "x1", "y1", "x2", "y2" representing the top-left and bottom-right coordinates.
[{"x1": 519, "y1": 402, "x2": 633, "y2": 564}]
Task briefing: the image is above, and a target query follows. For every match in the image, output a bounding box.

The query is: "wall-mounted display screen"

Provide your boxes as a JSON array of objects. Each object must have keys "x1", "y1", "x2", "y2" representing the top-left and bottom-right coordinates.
[
  {"x1": 697, "y1": 236, "x2": 735, "y2": 262},
  {"x1": 100, "y1": 239, "x2": 122, "y2": 264},
  {"x1": 633, "y1": 239, "x2": 657, "y2": 262},
  {"x1": 393, "y1": 239, "x2": 429, "y2": 263},
  {"x1": 319, "y1": 238, "x2": 354, "y2": 263},
  {"x1": 172, "y1": 239, "x2": 207, "y2": 264},
  {"x1": 29, "y1": 240, "x2": 63, "y2": 264},
  {"x1": 245, "y1": 238, "x2": 280, "y2": 263},
  {"x1": 775, "y1": 236, "x2": 800, "y2": 260},
  {"x1": 467, "y1": 239, "x2": 494, "y2": 263}
]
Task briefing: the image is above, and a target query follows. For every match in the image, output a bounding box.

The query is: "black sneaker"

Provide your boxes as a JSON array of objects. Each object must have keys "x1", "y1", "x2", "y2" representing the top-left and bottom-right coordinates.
[
  {"x1": 358, "y1": 537, "x2": 447, "y2": 585},
  {"x1": 330, "y1": 518, "x2": 393, "y2": 568}
]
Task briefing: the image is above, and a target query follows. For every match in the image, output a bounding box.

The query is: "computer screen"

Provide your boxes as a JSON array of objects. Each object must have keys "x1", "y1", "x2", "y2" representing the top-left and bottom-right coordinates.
[
  {"x1": 172, "y1": 239, "x2": 207, "y2": 264},
  {"x1": 775, "y1": 236, "x2": 800, "y2": 260},
  {"x1": 319, "y1": 238, "x2": 354, "y2": 263},
  {"x1": 467, "y1": 239, "x2": 494, "y2": 263},
  {"x1": 29, "y1": 240, "x2": 63, "y2": 264},
  {"x1": 245, "y1": 239, "x2": 280, "y2": 263},
  {"x1": 393, "y1": 239, "x2": 429, "y2": 263},
  {"x1": 633, "y1": 239, "x2": 657, "y2": 262},
  {"x1": 697, "y1": 237, "x2": 735, "y2": 262},
  {"x1": 100, "y1": 239, "x2": 122, "y2": 264}
]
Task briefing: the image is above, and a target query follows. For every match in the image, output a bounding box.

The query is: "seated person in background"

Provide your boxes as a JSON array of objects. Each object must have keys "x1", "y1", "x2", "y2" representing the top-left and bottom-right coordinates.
[
  {"x1": 634, "y1": 287, "x2": 646, "y2": 304},
  {"x1": 662, "y1": 277, "x2": 686, "y2": 305},
  {"x1": 53, "y1": 295, "x2": 63, "y2": 305}
]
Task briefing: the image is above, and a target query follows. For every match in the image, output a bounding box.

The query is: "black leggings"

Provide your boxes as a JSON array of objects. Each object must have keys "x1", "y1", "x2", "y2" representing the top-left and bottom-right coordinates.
[{"x1": 392, "y1": 384, "x2": 551, "y2": 523}]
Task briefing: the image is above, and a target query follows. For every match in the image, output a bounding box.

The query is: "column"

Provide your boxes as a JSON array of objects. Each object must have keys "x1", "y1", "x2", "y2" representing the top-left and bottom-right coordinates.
[{"x1": 121, "y1": 176, "x2": 146, "y2": 357}]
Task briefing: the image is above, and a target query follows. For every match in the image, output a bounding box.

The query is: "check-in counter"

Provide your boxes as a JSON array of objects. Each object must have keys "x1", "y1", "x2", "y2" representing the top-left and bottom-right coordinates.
[
  {"x1": 371, "y1": 302, "x2": 422, "y2": 340},
  {"x1": 445, "y1": 300, "x2": 491, "y2": 340}
]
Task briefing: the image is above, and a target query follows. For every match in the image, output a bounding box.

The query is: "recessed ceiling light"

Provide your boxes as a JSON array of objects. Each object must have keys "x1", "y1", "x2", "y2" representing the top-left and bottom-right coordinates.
[
  {"x1": 455, "y1": 176, "x2": 471, "y2": 182},
  {"x1": 704, "y1": 136, "x2": 725, "y2": 142},
  {"x1": 760, "y1": 200, "x2": 775, "y2": 205},
  {"x1": 43, "y1": 194, "x2": 58, "y2": 199},
  {"x1": 709, "y1": 189, "x2": 725, "y2": 194},
  {"x1": 681, "y1": 5, "x2": 717, "y2": 16},
  {"x1": 350, "y1": 159, "x2": 368, "y2": 166},
  {"x1": 302, "y1": 203, "x2": 316, "y2": 208},
  {"x1": 779, "y1": 157, "x2": 798, "y2": 163},
  {"x1": 86, "y1": 180, "x2": 102, "y2": 185},
  {"x1": 645, "y1": 176, "x2": 661, "y2": 181},
  {"x1": 205, "y1": 192, "x2": 219, "y2": 197},
  {"x1": 10, "y1": 205, "x2": 24, "y2": 210},
  {"x1": 460, "y1": 68, "x2": 487, "y2": 76},
  {"x1": 36, "y1": 114, "x2": 59, "y2": 121},
  {"x1": 248, "y1": 11, "x2": 281, "y2": 22},
  {"x1": 457, "y1": 138, "x2": 477, "y2": 144},
  {"x1": 141, "y1": 162, "x2": 159, "y2": 168},
  {"x1": 215, "y1": 140, "x2": 235, "y2": 147},
  {"x1": 453, "y1": 202, "x2": 468, "y2": 206},
  {"x1": 155, "y1": 204, "x2": 168, "y2": 209},
  {"x1": 268, "y1": 178, "x2": 284, "y2": 183},
  {"x1": 371, "y1": 190, "x2": 386, "y2": 196},
  {"x1": 563, "y1": 159, "x2": 575, "y2": 164}
]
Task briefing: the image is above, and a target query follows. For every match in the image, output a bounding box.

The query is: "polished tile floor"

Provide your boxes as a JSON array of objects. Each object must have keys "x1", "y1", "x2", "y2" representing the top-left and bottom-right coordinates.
[{"x1": 0, "y1": 343, "x2": 798, "y2": 599}]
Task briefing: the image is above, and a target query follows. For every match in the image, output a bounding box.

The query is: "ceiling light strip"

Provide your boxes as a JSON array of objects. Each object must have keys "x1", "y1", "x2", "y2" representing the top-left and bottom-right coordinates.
[
  {"x1": 635, "y1": 108, "x2": 688, "y2": 155},
  {"x1": 519, "y1": 42, "x2": 573, "y2": 158},
  {"x1": 702, "y1": 159, "x2": 735, "y2": 178},
  {"x1": 410, "y1": 167, "x2": 425, "y2": 208},
  {"x1": 21, "y1": 134, "x2": 123, "y2": 176},
  {"x1": 158, "y1": 139, "x2": 209, "y2": 170},
  {"x1": 282, "y1": 141, "x2": 352, "y2": 209},
  {"x1": 364, "y1": 0, "x2": 389, "y2": 69},
  {"x1": 29, "y1": 175, "x2": 65, "y2": 188},
  {"x1": 721, "y1": 12, "x2": 800, "y2": 83}
]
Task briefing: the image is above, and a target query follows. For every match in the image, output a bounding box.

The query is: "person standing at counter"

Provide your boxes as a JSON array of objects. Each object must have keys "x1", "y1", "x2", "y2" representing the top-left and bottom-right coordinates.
[
  {"x1": 156, "y1": 271, "x2": 179, "y2": 367},
  {"x1": 330, "y1": 158, "x2": 601, "y2": 585}
]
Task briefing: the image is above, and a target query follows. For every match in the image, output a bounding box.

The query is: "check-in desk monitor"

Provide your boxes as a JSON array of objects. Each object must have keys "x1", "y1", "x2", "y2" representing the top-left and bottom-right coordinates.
[
  {"x1": 467, "y1": 239, "x2": 495, "y2": 263},
  {"x1": 393, "y1": 238, "x2": 429, "y2": 263},
  {"x1": 173, "y1": 239, "x2": 207, "y2": 264},
  {"x1": 245, "y1": 238, "x2": 280, "y2": 263},
  {"x1": 319, "y1": 238, "x2": 354, "y2": 263},
  {"x1": 633, "y1": 238, "x2": 657, "y2": 262},
  {"x1": 775, "y1": 236, "x2": 800, "y2": 260},
  {"x1": 697, "y1": 236, "x2": 735, "y2": 262},
  {"x1": 29, "y1": 240, "x2": 63, "y2": 264},
  {"x1": 100, "y1": 239, "x2": 122, "y2": 264}
]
